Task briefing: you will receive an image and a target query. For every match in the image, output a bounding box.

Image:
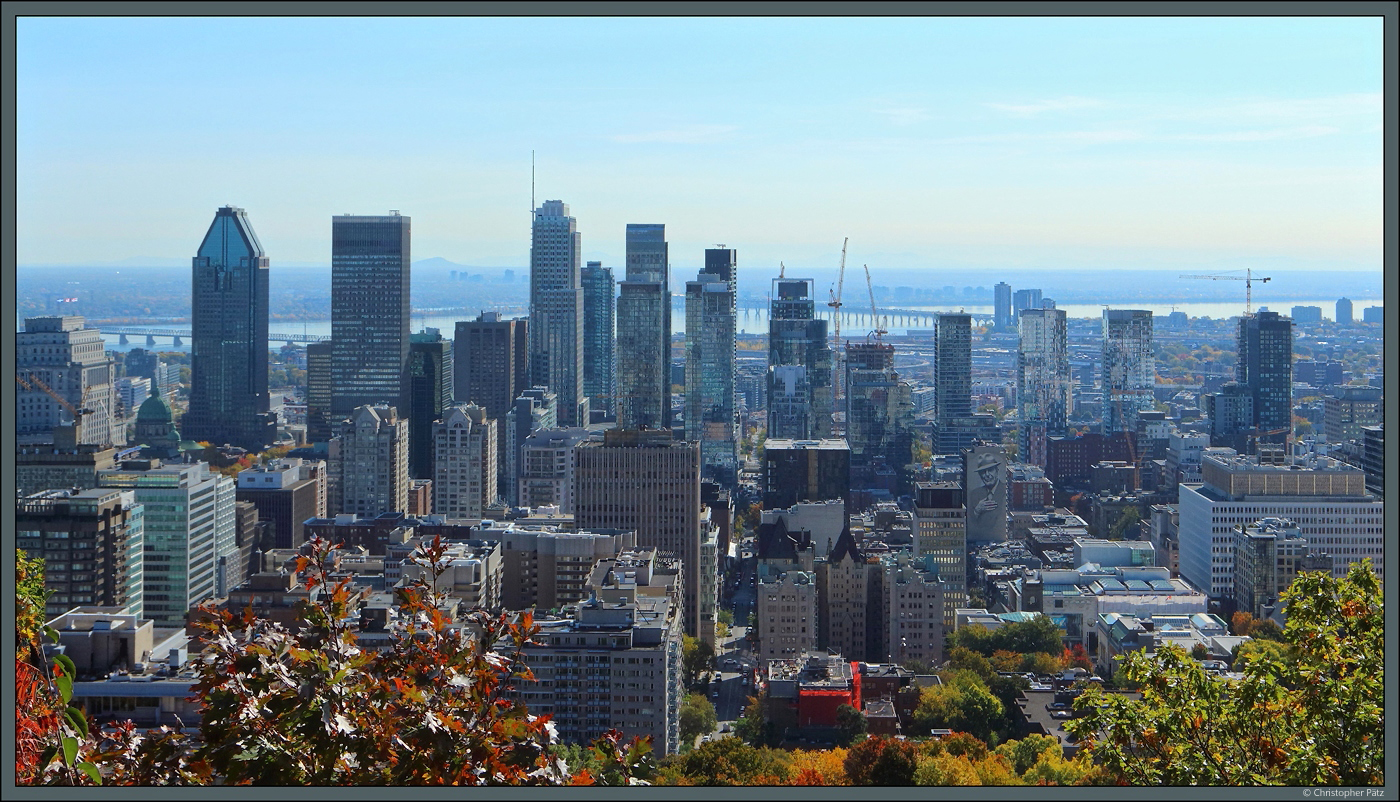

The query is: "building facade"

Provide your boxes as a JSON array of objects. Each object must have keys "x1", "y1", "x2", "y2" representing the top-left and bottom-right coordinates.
[
  {"x1": 432, "y1": 404, "x2": 497, "y2": 521},
  {"x1": 1236, "y1": 311, "x2": 1293, "y2": 445},
  {"x1": 529, "y1": 200, "x2": 586, "y2": 426},
  {"x1": 1102, "y1": 309, "x2": 1154, "y2": 436},
  {"x1": 685, "y1": 256, "x2": 739, "y2": 487},
  {"x1": 407, "y1": 329, "x2": 453, "y2": 480},
  {"x1": 16, "y1": 488, "x2": 145, "y2": 620},
  {"x1": 518, "y1": 427, "x2": 589, "y2": 512},
  {"x1": 1017, "y1": 307, "x2": 1071, "y2": 467},
  {"x1": 767, "y1": 278, "x2": 832, "y2": 440},
  {"x1": 912, "y1": 481, "x2": 967, "y2": 624},
  {"x1": 330, "y1": 213, "x2": 412, "y2": 417},
  {"x1": 580, "y1": 262, "x2": 616, "y2": 420},
  {"x1": 337, "y1": 404, "x2": 410, "y2": 518},
  {"x1": 17, "y1": 316, "x2": 118, "y2": 446}
]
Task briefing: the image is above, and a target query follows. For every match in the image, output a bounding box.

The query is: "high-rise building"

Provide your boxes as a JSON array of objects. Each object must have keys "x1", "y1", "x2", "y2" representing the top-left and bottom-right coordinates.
[
  {"x1": 407, "y1": 329, "x2": 453, "y2": 480},
  {"x1": 17, "y1": 316, "x2": 118, "y2": 446},
  {"x1": 330, "y1": 213, "x2": 411, "y2": 417},
  {"x1": 1336, "y1": 298, "x2": 1353, "y2": 325},
  {"x1": 575, "y1": 430, "x2": 706, "y2": 640},
  {"x1": 185, "y1": 206, "x2": 276, "y2": 451},
  {"x1": 1323, "y1": 386, "x2": 1383, "y2": 444},
  {"x1": 518, "y1": 427, "x2": 590, "y2": 513},
  {"x1": 99, "y1": 460, "x2": 237, "y2": 627},
  {"x1": 912, "y1": 481, "x2": 967, "y2": 625},
  {"x1": 1012, "y1": 288, "x2": 1042, "y2": 323},
  {"x1": 935, "y1": 313, "x2": 972, "y2": 423},
  {"x1": 616, "y1": 224, "x2": 671, "y2": 430},
  {"x1": 824, "y1": 530, "x2": 884, "y2": 663},
  {"x1": 767, "y1": 278, "x2": 832, "y2": 440},
  {"x1": 432, "y1": 403, "x2": 497, "y2": 521},
  {"x1": 1362, "y1": 306, "x2": 1383, "y2": 324},
  {"x1": 305, "y1": 340, "x2": 335, "y2": 444},
  {"x1": 1236, "y1": 311, "x2": 1292, "y2": 445},
  {"x1": 16, "y1": 488, "x2": 145, "y2": 620},
  {"x1": 685, "y1": 253, "x2": 739, "y2": 486},
  {"x1": 762, "y1": 438, "x2": 851, "y2": 516},
  {"x1": 845, "y1": 341, "x2": 914, "y2": 493},
  {"x1": 336, "y1": 404, "x2": 410, "y2": 518},
  {"x1": 994, "y1": 282, "x2": 1013, "y2": 329},
  {"x1": 1017, "y1": 307, "x2": 1071, "y2": 467},
  {"x1": 1101, "y1": 309, "x2": 1154, "y2": 436},
  {"x1": 504, "y1": 387, "x2": 558, "y2": 505},
  {"x1": 883, "y1": 553, "x2": 946, "y2": 667},
  {"x1": 580, "y1": 262, "x2": 616, "y2": 420},
  {"x1": 235, "y1": 458, "x2": 329, "y2": 550},
  {"x1": 529, "y1": 200, "x2": 586, "y2": 426},
  {"x1": 1232, "y1": 518, "x2": 1328, "y2": 620},
  {"x1": 454, "y1": 312, "x2": 529, "y2": 419}
]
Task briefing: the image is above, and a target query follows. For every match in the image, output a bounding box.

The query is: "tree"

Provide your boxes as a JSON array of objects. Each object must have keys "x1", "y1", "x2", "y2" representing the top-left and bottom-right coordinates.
[
  {"x1": 1107, "y1": 506, "x2": 1141, "y2": 540},
  {"x1": 661, "y1": 737, "x2": 790, "y2": 786},
  {"x1": 1068, "y1": 561, "x2": 1383, "y2": 786},
  {"x1": 683, "y1": 636, "x2": 716, "y2": 690},
  {"x1": 1190, "y1": 643, "x2": 1210, "y2": 660},
  {"x1": 834, "y1": 704, "x2": 867, "y2": 747},
  {"x1": 679, "y1": 694, "x2": 718, "y2": 743},
  {"x1": 717, "y1": 609, "x2": 734, "y2": 626},
  {"x1": 787, "y1": 748, "x2": 850, "y2": 785},
  {"x1": 734, "y1": 692, "x2": 778, "y2": 748},
  {"x1": 843, "y1": 736, "x2": 918, "y2": 786}
]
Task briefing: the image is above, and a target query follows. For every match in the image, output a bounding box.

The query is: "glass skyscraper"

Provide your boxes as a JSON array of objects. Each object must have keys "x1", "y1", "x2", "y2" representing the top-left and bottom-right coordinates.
[
  {"x1": 766, "y1": 278, "x2": 831, "y2": 440},
  {"x1": 186, "y1": 206, "x2": 276, "y2": 451},
  {"x1": 1101, "y1": 309, "x2": 1154, "y2": 435},
  {"x1": 685, "y1": 248, "x2": 738, "y2": 486},
  {"x1": 581, "y1": 262, "x2": 615, "y2": 421},
  {"x1": 1017, "y1": 307, "x2": 1071, "y2": 467},
  {"x1": 330, "y1": 213, "x2": 411, "y2": 419},
  {"x1": 617, "y1": 224, "x2": 670, "y2": 431},
  {"x1": 529, "y1": 201, "x2": 586, "y2": 426},
  {"x1": 1237, "y1": 311, "x2": 1293, "y2": 444}
]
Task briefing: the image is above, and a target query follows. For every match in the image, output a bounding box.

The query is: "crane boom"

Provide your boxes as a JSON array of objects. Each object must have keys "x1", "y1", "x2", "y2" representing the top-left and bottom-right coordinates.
[
  {"x1": 864, "y1": 264, "x2": 886, "y2": 341},
  {"x1": 828, "y1": 238, "x2": 848, "y2": 404},
  {"x1": 1179, "y1": 269, "x2": 1272, "y2": 315}
]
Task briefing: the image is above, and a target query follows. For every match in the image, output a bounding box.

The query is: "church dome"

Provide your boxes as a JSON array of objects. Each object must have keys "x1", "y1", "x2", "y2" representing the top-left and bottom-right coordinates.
[{"x1": 137, "y1": 393, "x2": 174, "y2": 424}]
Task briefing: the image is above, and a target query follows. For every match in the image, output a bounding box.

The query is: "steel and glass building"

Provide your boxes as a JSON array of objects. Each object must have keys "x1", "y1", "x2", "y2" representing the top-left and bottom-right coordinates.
[
  {"x1": 684, "y1": 248, "x2": 738, "y2": 486},
  {"x1": 1236, "y1": 311, "x2": 1293, "y2": 445},
  {"x1": 617, "y1": 224, "x2": 670, "y2": 430},
  {"x1": 1017, "y1": 307, "x2": 1071, "y2": 467},
  {"x1": 185, "y1": 206, "x2": 277, "y2": 451},
  {"x1": 1101, "y1": 309, "x2": 1154, "y2": 435},
  {"x1": 407, "y1": 329, "x2": 453, "y2": 480},
  {"x1": 529, "y1": 200, "x2": 586, "y2": 426},
  {"x1": 330, "y1": 213, "x2": 412, "y2": 417},
  {"x1": 845, "y1": 340, "x2": 914, "y2": 493},
  {"x1": 993, "y1": 282, "x2": 1012, "y2": 329},
  {"x1": 766, "y1": 278, "x2": 831, "y2": 440},
  {"x1": 581, "y1": 262, "x2": 616, "y2": 421}
]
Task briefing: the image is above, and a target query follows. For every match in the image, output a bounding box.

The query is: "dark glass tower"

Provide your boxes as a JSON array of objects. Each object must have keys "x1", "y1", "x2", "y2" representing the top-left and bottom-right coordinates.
[
  {"x1": 1237, "y1": 311, "x2": 1293, "y2": 444},
  {"x1": 186, "y1": 206, "x2": 276, "y2": 450},
  {"x1": 617, "y1": 224, "x2": 670, "y2": 430},
  {"x1": 330, "y1": 213, "x2": 411, "y2": 418},
  {"x1": 580, "y1": 262, "x2": 615, "y2": 420},
  {"x1": 408, "y1": 329, "x2": 453, "y2": 479}
]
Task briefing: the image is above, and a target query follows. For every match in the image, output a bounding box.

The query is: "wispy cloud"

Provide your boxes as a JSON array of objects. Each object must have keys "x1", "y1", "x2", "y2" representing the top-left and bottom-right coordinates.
[
  {"x1": 1170, "y1": 125, "x2": 1341, "y2": 142},
  {"x1": 1156, "y1": 93, "x2": 1382, "y2": 124},
  {"x1": 873, "y1": 106, "x2": 932, "y2": 126},
  {"x1": 985, "y1": 96, "x2": 1103, "y2": 117},
  {"x1": 611, "y1": 124, "x2": 738, "y2": 144}
]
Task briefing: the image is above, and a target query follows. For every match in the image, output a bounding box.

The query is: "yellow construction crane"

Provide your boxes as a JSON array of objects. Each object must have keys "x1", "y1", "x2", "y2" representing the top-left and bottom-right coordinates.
[
  {"x1": 778, "y1": 261, "x2": 786, "y2": 279},
  {"x1": 1179, "y1": 269, "x2": 1272, "y2": 315},
  {"x1": 16, "y1": 372, "x2": 95, "y2": 432},
  {"x1": 864, "y1": 264, "x2": 886, "y2": 341},
  {"x1": 828, "y1": 237, "x2": 849, "y2": 402}
]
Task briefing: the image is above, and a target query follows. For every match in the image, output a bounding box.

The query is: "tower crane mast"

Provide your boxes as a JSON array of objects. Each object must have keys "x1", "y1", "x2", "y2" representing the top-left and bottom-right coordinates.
[
  {"x1": 828, "y1": 238, "x2": 848, "y2": 404},
  {"x1": 1179, "y1": 268, "x2": 1272, "y2": 315}
]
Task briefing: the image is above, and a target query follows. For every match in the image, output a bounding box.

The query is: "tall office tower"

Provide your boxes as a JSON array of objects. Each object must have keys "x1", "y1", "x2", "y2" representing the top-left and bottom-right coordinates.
[
  {"x1": 330, "y1": 213, "x2": 411, "y2": 418},
  {"x1": 99, "y1": 460, "x2": 237, "y2": 627},
  {"x1": 17, "y1": 316, "x2": 118, "y2": 446},
  {"x1": 529, "y1": 200, "x2": 587, "y2": 426},
  {"x1": 305, "y1": 340, "x2": 335, "y2": 443},
  {"x1": 185, "y1": 206, "x2": 276, "y2": 451},
  {"x1": 336, "y1": 404, "x2": 410, "y2": 518},
  {"x1": 432, "y1": 403, "x2": 497, "y2": 521},
  {"x1": 455, "y1": 311, "x2": 529, "y2": 481},
  {"x1": 912, "y1": 481, "x2": 967, "y2": 625},
  {"x1": 934, "y1": 311, "x2": 972, "y2": 426},
  {"x1": 1237, "y1": 311, "x2": 1293, "y2": 446},
  {"x1": 1017, "y1": 307, "x2": 1071, "y2": 467},
  {"x1": 685, "y1": 259, "x2": 739, "y2": 486},
  {"x1": 993, "y1": 282, "x2": 1013, "y2": 329},
  {"x1": 1101, "y1": 309, "x2": 1154, "y2": 436},
  {"x1": 766, "y1": 278, "x2": 832, "y2": 439},
  {"x1": 581, "y1": 262, "x2": 616, "y2": 421},
  {"x1": 16, "y1": 488, "x2": 145, "y2": 620},
  {"x1": 407, "y1": 329, "x2": 453, "y2": 479},
  {"x1": 845, "y1": 341, "x2": 914, "y2": 493},
  {"x1": 504, "y1": 386, "x2": 558, "y2": 505},
  {"x1": 575, "y1": 430, "x2": 706, "y2": 640},
  {"x1": 616, "y1": 224, "x2": 670, "y2": 430},
  {"x1": 1336, "y1": 298, "x2": 1353, "y2": 325},
  {"x1": 1011, "y1": 288, "x2": 1042, "y2": 323},
  {"x1": 518, "y1": 426, "x2": 590, "y2": 513},
  {"x1": 124, "y1": 348, "x2": 159, "y2": 384}
]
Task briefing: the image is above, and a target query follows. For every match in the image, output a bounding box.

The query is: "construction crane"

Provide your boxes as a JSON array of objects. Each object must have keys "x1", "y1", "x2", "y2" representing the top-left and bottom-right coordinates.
[
  {"x1": 778, "y1": 261, "x2": 786, "y2": 279},
  {"x1": 1179, "y1": 269, "x2": 1272, "y2": 315},
  {"x1": 828, "y1": 238, "x2": 849, "y2": 404},
  {"x1": 864, "y1": 264, "x2": 886, "y2": 341},
  {"x1": 16, "y1": 373, "x2": 94, "y2": 434}
]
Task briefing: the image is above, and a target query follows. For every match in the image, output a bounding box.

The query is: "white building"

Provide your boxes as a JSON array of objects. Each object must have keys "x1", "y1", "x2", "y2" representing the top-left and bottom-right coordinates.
[
  {"x1": 116, "y1": 376, "x2": 152, "y2": 418},
  {"x1": 885, "y1": 553, "x2": 946, "y2": 667},
  {"x1": 432, "y1": 403, "x2": 497, "y2": 521},
  {"x1": 1179, "y1": 451, "x2": 1383, "y2": 602},
  {"x1": 517, "y1": 426, "x2": 588, "y2": 513}
]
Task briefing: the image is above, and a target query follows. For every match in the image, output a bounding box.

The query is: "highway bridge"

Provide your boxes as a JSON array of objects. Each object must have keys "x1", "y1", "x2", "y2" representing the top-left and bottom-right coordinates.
[{"x1": 99, "y1": 326, "x2": 329, "y2": 346}]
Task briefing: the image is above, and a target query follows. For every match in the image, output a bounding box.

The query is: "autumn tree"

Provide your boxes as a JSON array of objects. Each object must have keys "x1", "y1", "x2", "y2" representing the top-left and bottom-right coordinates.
[
  {"x1": 843, "y1": 735, "x2": 918, "y2": 786},
  {"x1": 682, "y1": 636, "x2": 716, "y2": 690},
  {"x1": 1068, "y1": 561, "x2": 1384, "y2": 786},
  {"x1": 834, "y1": 703, "x2": 867, "y2": 747},
  {"x1": 660, "y1": 737, "x2": 790, "y2": 786}
]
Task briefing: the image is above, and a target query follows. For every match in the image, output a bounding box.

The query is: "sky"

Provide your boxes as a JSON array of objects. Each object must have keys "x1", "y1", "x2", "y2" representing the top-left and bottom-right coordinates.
[{"x1": 15, "y1": 15, "x2": 1385, "y2": 275}]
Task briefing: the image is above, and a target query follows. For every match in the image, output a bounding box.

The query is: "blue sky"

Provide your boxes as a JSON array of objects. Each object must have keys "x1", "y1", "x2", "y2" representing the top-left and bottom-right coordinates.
[{"x1": 16, "y1": 15, "x2": 1384, "y2": 274}]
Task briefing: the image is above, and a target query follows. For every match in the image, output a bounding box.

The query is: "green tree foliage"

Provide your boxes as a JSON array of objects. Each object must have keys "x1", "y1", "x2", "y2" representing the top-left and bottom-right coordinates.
[
  {"x1": 717, "y1": 609, "x2": 734, "y2": 626},
  {"x1": 680, "y1": 694, "x2": 718, "y2": 743},
  {"x1": 1107, "y1": 506, "x2": 1141, "y2": 540},
  {"x1": 661, "y1": 737, "x2": 790, "y2": 786},
  {"x1": 843, "y1": 735, "x2": 919, "y2": 786},
  {"x1": 1190, "y1": 642, "x2": 1210, "y2": 660},
  {"x1": 910, "y1": 674, "x2": 1004, "y2": 743},
  {"x1": 950, "y1": 616, "x2": 1063, "y2": 659},
  {"x1": 834, "y1": 704, "x2": 867, "y2": 747},
  {"x1": 1068, "y1": 561, "x2": 1383, "y2": 786},
  {"x1": 682, "y1": 636, "x2": 716, "y2": 690},
  {"x1": 734, "y1": 692, "x2": 779, "y2": 748}
]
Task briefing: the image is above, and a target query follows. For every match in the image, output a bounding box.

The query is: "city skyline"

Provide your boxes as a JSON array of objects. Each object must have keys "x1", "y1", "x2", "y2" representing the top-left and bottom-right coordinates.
[{"x1": 17, "y1": 16, "x2": 1383, "y2": 274}]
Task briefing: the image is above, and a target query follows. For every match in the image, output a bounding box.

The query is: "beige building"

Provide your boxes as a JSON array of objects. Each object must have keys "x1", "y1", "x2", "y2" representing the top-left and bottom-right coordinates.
[
  {"x1": 493, "y1": 524, "x2": 637, "y2": 612},
  {"x1": 824, "y1": 530, "x2": 882, "y2": 662},
  {"x1": 757, "y1": 570, "x2": 818, "y2": 663},
  {"x1": 912, "y1": 481, "x2": 967, "y2": 624},
  {"x1": 884, "y1": 553, "x2": 946, "y2": 667},
  {"x1": 337, "y1": 405, "x2": 410, "y2": 518},
  {"x1": 432, "y1": 403, "x2": 497, "y2": 521}
]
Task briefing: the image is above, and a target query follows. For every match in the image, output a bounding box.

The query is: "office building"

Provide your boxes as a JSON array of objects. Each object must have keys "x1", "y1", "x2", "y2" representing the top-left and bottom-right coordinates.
[
  {"x1": 529, "y1": 200, "x2": 586, "y2": 426},
  {"x1": 407, "y1": 329, "x2": 453, "y2": 480},
  {"x1": 235, "y1": 458, "x2": 329, "y2": 550},
  {"x1": 1362, "y1": 306, "x2": 1383, "y2": 324},
  {"x1": 115, "y1": 377, "x2": 152, "y2": 419},
  {"x1": 454, "y1": 312, "x2": 529, "y2": 423},
  {"x1": 16, "y1": 488, "x2": 145, "y2": 620},
  {"x1": 1178, "y1": 451, "x2": 1383, "y2": 604},
  {"x1": 495, "y1": 526, "x2": 637, "y2": 611},
  {"x1": 824, "y1": 529, "x2": 884, "y2": 663},
  {"x1": 912, "y1": 481, "x2": 967, "y2": 624},
  {"x1": 518, "y1": 426, "x2": 589, "y2": 513},
  {"x1": 575, "y1": 430, "x2": 706, "y2": 640},
  {"x1": 767, "y1": 278, "x2": 832, "y2": 440},
  {"x1": 762, "y1": 438, "x2": 851, "y2": 515},
  {"x1": 432, "y1": 403, "x2": 497, "y2": 522},
  {"x1": 1204, "y1": 382, "x2": 1256, "y2": 452},
  {"x1": 16, "y1": 443, "x2": 118, "y2": 497},
  {"x1": 503, "y1": 386, "x2": 558, "y2": 505},
  {"x1": 884, "y1": 553, "x2": 946, "y2": 668},
  {"x1": 305, "y1": 340, "x2": 335, "y2": 443},
  {"x1": 994, "y1": 282, "x2": 1013, "y2": 329},
  {"x1": 1323, "y1": 386, "x2": 1382, "y2": 444},
  {"x1": 1017, "y1": 307, "x2": 1071, "y2": 467},
  {"x1": 99, "y1": 460, "x2": 237, "y2": 627},
  {"x1": 1012, "y1": 288, "x2": 1042, "y2": 323},
  {"x1": 185, "y1": 206, "x2": 277, "y2": 451},
  {"x1": 845, "y1": 341, "x2": 915, "y2": 493},
  {"x1": 935, "y1": 313, "x2": 972, "y2": 422},
  {"x1": 617, "y1": 281, "x2": 670, "y2": 429},
  {"x1": 1102, "y1": 309, "x2": 1154, "y2": 436},
  {"x1": 17, "y1": 316, "x2": 118, "y2": 446},
  {"x1": 757, "y1": 569, "x2": 818, "y2": 663},
  {"x1": 1336, "y1": 298, "x2": 1353, "y2": 325},
  {"x1": 330, "y1": 213, "x2": 412, "y2": 417},
  {"x1": 337, "y1": 404, "x2": 410, "y2": 518},
  {"x1": 1236, "y1": 311, "x2": 1293, "y2": 446},
  {"x1": 1289, "y1": 306, "x2": 1322, "y2": 324},
  {"x1": 685, "y1": 255, "x2": 739, "y2": 486},
  {"x1": 581, "y1": 262, "x2": 616, "y2": 420},
  {"x1": 1233, "y1": 518, "x2": 1329, "y2": 619}
]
